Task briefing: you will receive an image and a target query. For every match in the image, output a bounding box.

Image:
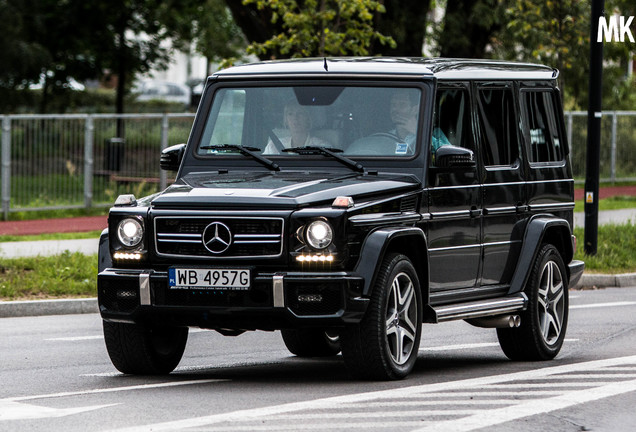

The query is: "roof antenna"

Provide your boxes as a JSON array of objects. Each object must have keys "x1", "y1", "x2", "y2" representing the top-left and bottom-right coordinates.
[{"x1": 323, "y1": 57, "x2": 328, "y2": 72}]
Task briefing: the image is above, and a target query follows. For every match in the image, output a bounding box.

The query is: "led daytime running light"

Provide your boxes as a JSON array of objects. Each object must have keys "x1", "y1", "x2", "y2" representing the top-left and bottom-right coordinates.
[
  {"x1": 113, "y1": 252, "x2": 143, "y2": 260},
  {"x1": 296, "y1": 254, "x2": 334, "y2": 263}
]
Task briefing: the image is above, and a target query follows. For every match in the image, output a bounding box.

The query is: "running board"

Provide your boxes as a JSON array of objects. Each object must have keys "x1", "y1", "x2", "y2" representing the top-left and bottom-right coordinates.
[{"x1": 427, "y1": 293, "x2": 528, "y2": 323}]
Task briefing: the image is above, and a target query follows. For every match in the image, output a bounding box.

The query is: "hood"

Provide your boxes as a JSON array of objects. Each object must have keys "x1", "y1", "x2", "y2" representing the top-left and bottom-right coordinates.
[{"x1": 151, "y1": 171, "x2": 419, "y2": 209}]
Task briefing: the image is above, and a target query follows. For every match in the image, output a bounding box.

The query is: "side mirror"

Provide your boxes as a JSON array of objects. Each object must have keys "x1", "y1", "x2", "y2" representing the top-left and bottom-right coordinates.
[
  {"x1": 160, "y1": 143, "x2": 186, "y2": 171},
  {"x1": 435, "y1": 145, "x2": 476, "y2": 168}
]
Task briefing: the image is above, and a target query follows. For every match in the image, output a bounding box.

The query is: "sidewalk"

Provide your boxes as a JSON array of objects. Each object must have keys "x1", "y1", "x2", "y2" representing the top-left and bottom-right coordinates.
[{"x1": 0, "y1": 215, "x2": 107, "y2": 236}]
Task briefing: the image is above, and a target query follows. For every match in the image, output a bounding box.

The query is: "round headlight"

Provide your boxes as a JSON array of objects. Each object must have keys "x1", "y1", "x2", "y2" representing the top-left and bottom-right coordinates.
[
  {"x1": 305, "y1": 220, "x2": 333, "y2": 250},
  {"x1": 117, "y1": 218, "x2": 144, "y2": 247}
]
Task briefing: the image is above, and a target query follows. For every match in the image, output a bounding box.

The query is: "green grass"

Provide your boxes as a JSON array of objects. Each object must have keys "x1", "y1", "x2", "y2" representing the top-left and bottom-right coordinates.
[
  {"x1": 0, "y1": 231, "x2": 102, "y2": 243},
  {"x1": 574, "y1": 196, "x2": 636, "y2": 212},
  {"x1": 574, "y1": 222, "x2": 636, "y2": 274},
  {"x1": 0, "y1": 252, "x2": 97, "y2": 300},
  {"x1": 7, "y1": 207, "x2": 108, "y2": 221}
]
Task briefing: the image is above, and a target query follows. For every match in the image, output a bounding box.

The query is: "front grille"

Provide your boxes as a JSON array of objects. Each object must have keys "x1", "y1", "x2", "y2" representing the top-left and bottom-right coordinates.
[{"x1": 154, "y1": 216, "x2": 284, "y2": 258}]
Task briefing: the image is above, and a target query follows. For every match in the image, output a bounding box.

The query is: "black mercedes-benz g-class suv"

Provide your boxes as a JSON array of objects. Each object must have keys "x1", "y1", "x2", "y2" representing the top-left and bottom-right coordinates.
[{"x1": 98, "y1": 58, "x2": 584, "y2": 380}]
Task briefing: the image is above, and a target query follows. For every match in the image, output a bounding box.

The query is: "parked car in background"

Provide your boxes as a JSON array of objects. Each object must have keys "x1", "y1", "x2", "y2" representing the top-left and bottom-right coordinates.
[
  {"x1": 98, "y1": 58, "x2": 584, "y2": 380},
  {"x1": 134, "y1": 80, "x2": 191, "y2": 107}
]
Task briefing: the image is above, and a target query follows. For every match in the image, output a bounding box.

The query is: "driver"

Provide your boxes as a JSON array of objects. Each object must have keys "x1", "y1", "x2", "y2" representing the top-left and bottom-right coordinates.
[
  {"x1": 388, "y1": 90, "x2": 419, "y2": 153},
  {"x1": 263, "y1": 100, "x2": 330, "y2": 154}
]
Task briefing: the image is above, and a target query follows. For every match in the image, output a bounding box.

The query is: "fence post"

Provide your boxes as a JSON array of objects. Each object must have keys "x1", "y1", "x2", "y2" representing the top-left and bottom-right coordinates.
[
  {"x1": 1, "y1": 116, "x2": 11, "y2": 220},
  {"x1": 159, "y1": 114, "x2": 169, "y2": 191},
  {"x1": 610, "y1": 111, "x2": 617, "y2": 183},
  {"x1": 566, "y1": 112, "x2": 573, "y2": 166},
  {"x1": 84, "y1": 115, "x2": 94, "y2": 209}
]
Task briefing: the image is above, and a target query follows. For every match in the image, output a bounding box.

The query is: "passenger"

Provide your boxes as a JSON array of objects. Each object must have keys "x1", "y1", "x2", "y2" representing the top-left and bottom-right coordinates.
[
  {"x1": 388, "y1": 90, "x2": 419, "y2": 153},
  {"x1": 264, "y1": 100, "x2": 330, "y2": 154}
]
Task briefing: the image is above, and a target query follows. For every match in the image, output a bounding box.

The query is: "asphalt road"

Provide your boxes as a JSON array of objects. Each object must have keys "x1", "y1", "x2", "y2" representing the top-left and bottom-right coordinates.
[{"x1": 1, "y1": 287, "x2": 636, "y2": 432}]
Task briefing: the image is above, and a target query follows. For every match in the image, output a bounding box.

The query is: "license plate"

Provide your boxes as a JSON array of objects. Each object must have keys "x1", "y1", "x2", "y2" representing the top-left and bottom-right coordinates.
[{"x1": 168, "y1": 268, "x2": 250, "y2": 290}]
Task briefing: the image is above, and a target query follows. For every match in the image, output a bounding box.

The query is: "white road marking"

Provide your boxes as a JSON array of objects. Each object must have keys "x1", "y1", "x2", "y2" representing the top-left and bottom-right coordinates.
[
  {"x1": 336, "y1": 400, "x2": 517, "y2": 408},
  {"x1": 178, "y1": 421, "x2": 435, "y2": 431},
  {"x1": 570, "y1": 301, "x2": 636, "y2": 309},
  {"x1": 5, "y1": 379, "x2": 227, "y2": 403},
  {"x1": 46, "y1": 328, "x2": 211, "y2": 343},
  {"x1": 420, "y1": 339, "x2": 577, "y2": 352},
  {"x1": 0, "y1": 400, "x2": 117, "y2": 421},
  {"x1": 108, "y1": 355, "x2": 636, "y2": 432},
  {"x1": 411, "y1": 379, "x2": 636, "y2": 432},
  {"x1": 267, "y1": 410, "x2": 481, "y2": 419},
  {"x1": 45, "y1": 335, "x2": 103, "y2": 341}
]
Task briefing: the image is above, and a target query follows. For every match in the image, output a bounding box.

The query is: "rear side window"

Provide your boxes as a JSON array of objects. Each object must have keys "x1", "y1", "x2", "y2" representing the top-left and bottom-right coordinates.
[
  {"x1": 431, "y1": 87, "x2": 473, "y2": 165},
  {"x1": 522, "y1": 90, "x2": 563, "y2": 163},
  {"x1": 476, "y1": 87, "x2": 520, "y2": 167}
]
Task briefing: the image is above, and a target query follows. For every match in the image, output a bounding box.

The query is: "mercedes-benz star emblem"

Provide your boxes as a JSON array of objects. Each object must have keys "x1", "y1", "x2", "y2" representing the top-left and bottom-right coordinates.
[{"x1": 202, "y1": 222, "x2": 232, "y2": 254}]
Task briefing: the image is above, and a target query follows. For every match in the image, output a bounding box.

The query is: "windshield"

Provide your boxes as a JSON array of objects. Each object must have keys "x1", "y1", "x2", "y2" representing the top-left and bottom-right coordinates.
[{"x1": 197, "y1": 85, "x2": 423, "y2": 158}]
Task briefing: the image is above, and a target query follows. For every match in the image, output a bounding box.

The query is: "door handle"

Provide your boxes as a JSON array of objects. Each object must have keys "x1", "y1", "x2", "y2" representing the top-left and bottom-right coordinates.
[{"x1": 470, "y1": 207, "x2": 483, "y2": 218}]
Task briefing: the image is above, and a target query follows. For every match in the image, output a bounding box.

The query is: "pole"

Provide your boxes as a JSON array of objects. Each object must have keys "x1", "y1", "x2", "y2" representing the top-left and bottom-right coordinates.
[{"x1": 584, "y1": 0, "x2": 604, "y2": 255}]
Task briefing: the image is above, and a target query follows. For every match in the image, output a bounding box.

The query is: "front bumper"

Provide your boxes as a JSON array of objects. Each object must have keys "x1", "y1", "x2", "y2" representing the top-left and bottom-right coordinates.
[{"x1": 98, "y1": 268, "x2": 368, "y2": 330}]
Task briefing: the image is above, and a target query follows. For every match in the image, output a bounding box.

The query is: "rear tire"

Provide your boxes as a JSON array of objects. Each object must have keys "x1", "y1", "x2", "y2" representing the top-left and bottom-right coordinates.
[
  {"x1": 340, "y1": 253, "x2": 422, "y2": 380},
  {"x1": 497, "y1": 244, "x2": 569, "y2": 360},
  {"x1": 103, "y1": 321, "x2": 188, "y2": 374},
  {"x1": 281, "y1": 329, "x2": 341, "y2": 357}
]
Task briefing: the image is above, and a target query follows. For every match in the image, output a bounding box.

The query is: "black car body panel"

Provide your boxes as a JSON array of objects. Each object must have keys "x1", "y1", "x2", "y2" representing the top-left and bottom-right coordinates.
[{"x1": 97, "y1": 58, "x2": 583, "y2": 378}]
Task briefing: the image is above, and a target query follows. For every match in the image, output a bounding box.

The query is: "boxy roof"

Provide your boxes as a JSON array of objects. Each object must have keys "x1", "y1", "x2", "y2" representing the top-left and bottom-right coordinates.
[{"x1": 213, "y1": 57, "x2": 558, "y2": 81}]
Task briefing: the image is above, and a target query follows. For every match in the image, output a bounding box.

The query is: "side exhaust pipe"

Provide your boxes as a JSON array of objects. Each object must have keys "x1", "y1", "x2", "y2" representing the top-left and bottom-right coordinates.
[{"x1": 466, "y1": 314, "x2": 521, "y2": 329}]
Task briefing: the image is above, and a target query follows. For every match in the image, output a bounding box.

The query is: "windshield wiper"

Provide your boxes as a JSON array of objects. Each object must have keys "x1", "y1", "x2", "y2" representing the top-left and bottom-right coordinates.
[
  {"x1": 282, "y1": 146, "x2": 364, "y2": 173},
  {"x1": 200, "y1": 144, "x2": 280, "y2": 171}
]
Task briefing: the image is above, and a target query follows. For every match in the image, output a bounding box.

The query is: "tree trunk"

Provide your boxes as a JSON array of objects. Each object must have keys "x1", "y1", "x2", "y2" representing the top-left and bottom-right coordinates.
[
  {"x1": 439, "y1": 0, "x2": 500, "y2": 58},
  {"x1": 115, "y1": 27, "x2": 126, "y2": 138},
  {"x1": 373, "y1": 0, "x2": 430, "y2": 56}
]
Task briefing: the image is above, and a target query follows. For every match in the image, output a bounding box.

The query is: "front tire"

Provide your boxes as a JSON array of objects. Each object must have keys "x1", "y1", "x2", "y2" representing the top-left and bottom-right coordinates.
[
  {"x1": 497, "y1": 244, "x2": 569, "y2": 360},
  {"x1": 103, "y1": 321, "x2": 188, "y2": 374},
  {"x1": 340, "y1": 253, "x2": 422, "y2": 380},
  {"x1": 281, "y1": 329, "x2": 341, "y2": 357}
]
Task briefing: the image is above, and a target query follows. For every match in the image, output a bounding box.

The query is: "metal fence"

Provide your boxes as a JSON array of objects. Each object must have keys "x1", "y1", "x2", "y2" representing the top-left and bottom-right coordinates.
[{"x1": 0, "y1": 111, "x2": 635, "y2": 218}]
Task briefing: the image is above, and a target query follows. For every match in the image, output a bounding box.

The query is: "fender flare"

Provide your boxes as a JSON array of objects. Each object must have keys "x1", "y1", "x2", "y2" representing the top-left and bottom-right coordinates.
[
  {"x1": 98, "y1": 228, "x2": 112, "y2": 273},
  {"x1": 353, "y1": 226, "x2": 429, "y2": 298},
  {"x1": 508, "y1": 215, "x2": 573, "y2": 295}
]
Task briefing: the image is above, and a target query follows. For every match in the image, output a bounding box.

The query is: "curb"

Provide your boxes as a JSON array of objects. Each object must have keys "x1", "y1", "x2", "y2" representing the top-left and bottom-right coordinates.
[
  {"x1": 0, "y1": 273, "x2": 634, "y2": 318},
  {"x1": 574, "y1": 273, "x2": 636, "y2": 289},
  {"x1": 0, "y1": 298, "x2": 98, "y2": 318}
]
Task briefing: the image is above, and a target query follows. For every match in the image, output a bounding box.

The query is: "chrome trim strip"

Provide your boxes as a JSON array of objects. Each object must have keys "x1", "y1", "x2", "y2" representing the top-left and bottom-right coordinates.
[
  {"x1": 483, "y1": 240, "x2": 521, "y2": 247},
  {"x1": 529, "y1": 202, "x2": 576, "y2": 211},
  {"x1": 233, "y1": 240, "x2": 280, "y2": 245},
  {"x1": 483, "y1": 206, "x2": 516, "y2": 215},
  {"x1": 526, "y1": 178, "x2": 574, "y2": 184},
  {"x1": 234, "y1": 234, "x2": 281, "y2": 239},
  {"x1": 349, "y1": 212, "x2": 421, "y2": 227},
  {"x1": 139, "y1": 273, "x2": 151, "y2": 306},
  {"x1": 429, "y1": 184, "x2": 481, "y2": 190},
  {"x1": 157, "y1": 239, "x2": 202, "y2": 244},
  {"x1": 157, "y1": 233, "x2": 200, "y2": 238},
  {"x1": 429, "y1": 244, "x2": 481, "y2": 252},
  {"x1": 430, "y1": 210, "x2": 471, "y2": 220},
  {"x1": 273, "y1": 274, "x2": 285, "y2": 308}
]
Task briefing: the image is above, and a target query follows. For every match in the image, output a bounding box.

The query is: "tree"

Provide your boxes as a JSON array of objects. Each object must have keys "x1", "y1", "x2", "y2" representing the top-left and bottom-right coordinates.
[
  {"x1": 190, "y1": 0, "x2": 248, "y2": 72},
  {"x1": 372, "y1": 0, "x2": 430, "y2": 56},
  {"x1": 226, "y1": 0, "x2": 434, "y2": 59},
  {"x1": 438, "y1": 0, "x2": 507, "y2": 58},
  {"x1": 242, "y1": 0, "x2": 396, "y2": 58},
  {"x1": 492, "y1": 0, "x2": 635, "y2": 109}
]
